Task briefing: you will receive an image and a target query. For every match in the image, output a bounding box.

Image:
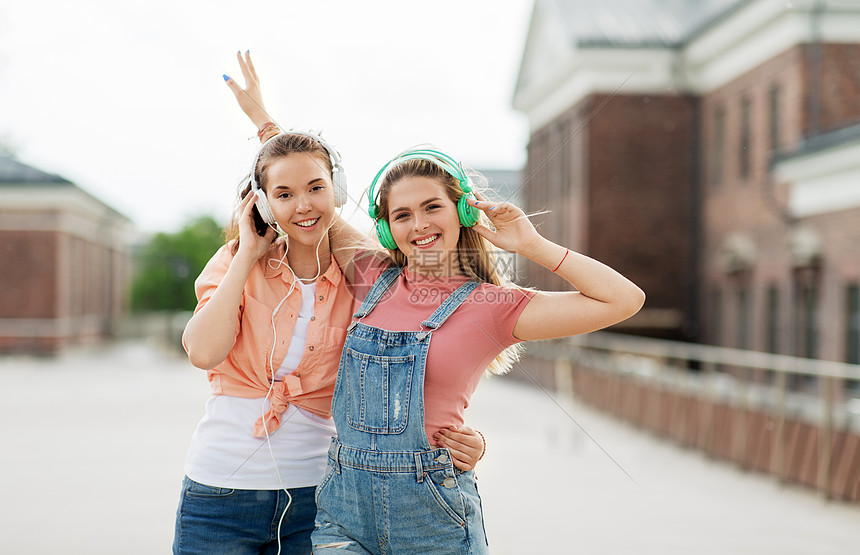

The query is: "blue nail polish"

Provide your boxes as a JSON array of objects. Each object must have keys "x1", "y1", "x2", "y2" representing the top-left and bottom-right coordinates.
[
  {"x1": 490, "y1": 206, "x2": 496, "y2": 210},
  {"x1": 223, "y1": 74, "x2": 229, "y2": 81}
]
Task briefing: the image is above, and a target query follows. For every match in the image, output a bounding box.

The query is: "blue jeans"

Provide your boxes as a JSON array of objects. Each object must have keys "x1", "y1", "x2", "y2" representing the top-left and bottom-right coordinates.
[{"x1": 173, "y1": 476, "x2": 316, "y2": 554}]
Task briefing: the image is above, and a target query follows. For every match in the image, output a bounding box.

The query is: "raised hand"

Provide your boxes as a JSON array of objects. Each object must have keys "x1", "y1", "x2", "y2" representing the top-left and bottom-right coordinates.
[
  {"x1": 466, "y1": 193, "x2": 542, "y2": 255},
  {"x1": 236, "y1": 189, "x2": 277, "y2": 261},
  {"x1": 223, "y1": 51, "x2": 272, "y2": 129}
]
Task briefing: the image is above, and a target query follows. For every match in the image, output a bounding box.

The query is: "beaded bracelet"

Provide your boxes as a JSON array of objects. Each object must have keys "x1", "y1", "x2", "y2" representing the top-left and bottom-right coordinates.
[
  {"x1": 475, "y1": 429, "x2": 486, "y2": 460},
  {"x1": 256, "y1": 122, "x2": 277, "y2": 140}
]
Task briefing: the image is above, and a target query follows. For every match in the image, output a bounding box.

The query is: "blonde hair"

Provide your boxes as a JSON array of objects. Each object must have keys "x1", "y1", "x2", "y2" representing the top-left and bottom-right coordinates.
[{"x1": 376, "y1": 157, "x2": 525, "y2": 375}]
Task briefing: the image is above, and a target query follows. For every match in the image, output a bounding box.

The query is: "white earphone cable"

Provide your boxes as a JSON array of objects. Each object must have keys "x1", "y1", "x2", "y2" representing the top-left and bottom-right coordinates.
[{"x1": 259, "y1": 205, "x2": 341, "y2": 555}]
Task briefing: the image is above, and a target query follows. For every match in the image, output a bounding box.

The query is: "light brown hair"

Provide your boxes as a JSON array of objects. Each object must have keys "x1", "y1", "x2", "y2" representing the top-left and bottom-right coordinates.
[
  {"x1": 377, "y1": 157, "x2": 524, "y2": 375},
  {"x1": 227, "y1": 133, "x2": 333, "y2": 253}
]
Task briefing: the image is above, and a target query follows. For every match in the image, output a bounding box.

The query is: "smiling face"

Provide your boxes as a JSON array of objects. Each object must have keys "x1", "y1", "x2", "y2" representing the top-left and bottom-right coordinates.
[
  {"x1": 385, "y1": 175, "x2": 463, "y2": 276},
  {"x1": 261, "y1": 152, "x2": 336, "y2": 250}
]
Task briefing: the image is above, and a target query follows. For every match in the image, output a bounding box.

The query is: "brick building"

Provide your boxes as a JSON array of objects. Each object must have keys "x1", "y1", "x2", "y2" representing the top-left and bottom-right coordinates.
[
  {"x1": 0, "y1": 155, "x2": 133, "y2": 354},
  {"x1": 512, "y1": 0, "x2": 860, "y2": 364}
]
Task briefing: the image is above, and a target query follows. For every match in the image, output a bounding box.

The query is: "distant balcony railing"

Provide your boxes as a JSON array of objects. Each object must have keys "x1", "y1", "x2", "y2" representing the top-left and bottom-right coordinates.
[{"x1": 526, "y1": 332, "x2": 860, "y2": 502}]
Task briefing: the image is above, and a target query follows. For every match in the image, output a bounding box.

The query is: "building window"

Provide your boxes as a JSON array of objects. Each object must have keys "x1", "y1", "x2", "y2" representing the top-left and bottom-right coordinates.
[
  {"x1": 555, "y1": 121, "x2": 569, "y2": 242},
  {"x1": 711, "y1": 287, "x2": 723, "y2": 345},
  {"x1": 740, "y1": 96, "x2": 752, "y2": 180},
  {"x1": 712, "y1": 107, "x2": 725, "y2": 187},
  {"x1": 766, "y1": 285, "x2": 779, "y2": 354},
  {"x1": 790, "y1": 269, "x2": 820, "y2": 390},
  {"x1": 847, "y1": 284, "x2": 860, "y2": 364},
  {"x1": 797, "y1": 281, "x2": 819, "y2": 359},
  {"x1": 769, "y1": 85, "x2": 781, "y2": 154},
  {"x1": 737, "y1": 285, "x2": 750, "y2": 350}
]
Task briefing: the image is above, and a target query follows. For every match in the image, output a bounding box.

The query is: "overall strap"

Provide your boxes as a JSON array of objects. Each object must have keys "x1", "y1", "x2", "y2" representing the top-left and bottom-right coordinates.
[
  {"x1": 421, "y1": 281, "x2": 481, "y2": 330},
  {"x1": 353, "y1": 266, "x2": 403, "y2": 319}
]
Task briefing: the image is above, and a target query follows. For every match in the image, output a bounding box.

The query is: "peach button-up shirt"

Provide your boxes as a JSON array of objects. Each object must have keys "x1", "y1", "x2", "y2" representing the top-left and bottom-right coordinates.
[{"x1": 188, "y1": 240, "x2": 354, "y2": 437}]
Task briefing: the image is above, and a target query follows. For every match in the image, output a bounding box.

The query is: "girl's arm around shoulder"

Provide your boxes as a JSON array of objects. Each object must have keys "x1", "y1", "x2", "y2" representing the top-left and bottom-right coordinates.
[
  {"x1": 512, "y1": 237, "x2": 645, "y2": 341},
  {"x1": 328, "y1": 215, "x2": 380, "y2": 284}
]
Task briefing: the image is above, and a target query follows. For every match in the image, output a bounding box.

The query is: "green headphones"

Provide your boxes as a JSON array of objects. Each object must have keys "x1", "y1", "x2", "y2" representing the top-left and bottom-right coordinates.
[{"x1": 367, "y1": 148, "x2": 480, "y2": 250}]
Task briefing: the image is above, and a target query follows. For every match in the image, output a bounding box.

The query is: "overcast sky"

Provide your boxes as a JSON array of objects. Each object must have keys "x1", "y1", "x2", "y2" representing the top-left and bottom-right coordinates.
[{"x1": 0, "y1": 0, "x2": 534, "y2": 234}]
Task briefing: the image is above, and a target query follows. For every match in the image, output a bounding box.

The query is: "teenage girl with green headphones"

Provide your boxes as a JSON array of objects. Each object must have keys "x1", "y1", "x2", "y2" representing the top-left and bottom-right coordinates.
[{"x1": 309, "y1": 142, "x2": 644, "y2": 553}]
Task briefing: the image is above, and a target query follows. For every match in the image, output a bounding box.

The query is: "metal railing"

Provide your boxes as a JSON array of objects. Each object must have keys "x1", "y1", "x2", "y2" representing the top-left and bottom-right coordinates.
[{"x1": 526, "y1": 332, "x2": 860, "y2": 501}]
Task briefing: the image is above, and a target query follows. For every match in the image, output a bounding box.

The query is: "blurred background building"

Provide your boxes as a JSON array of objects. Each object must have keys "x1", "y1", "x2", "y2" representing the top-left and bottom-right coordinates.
[
  {"x1": 0, "y1": 155, "x2": 133, "y2": 354},
  {"x1": 513, "y1": 0, "x2": 860, "y2": 501},
  {"x1": 513, "y1": 0, "x2": 860, "y2": 366}
]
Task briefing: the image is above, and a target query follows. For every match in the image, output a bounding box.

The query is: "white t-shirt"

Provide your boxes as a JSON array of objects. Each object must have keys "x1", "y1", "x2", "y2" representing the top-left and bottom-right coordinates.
[{"x1": 184, "y1": 280, "x2": 336, "y2": 490}]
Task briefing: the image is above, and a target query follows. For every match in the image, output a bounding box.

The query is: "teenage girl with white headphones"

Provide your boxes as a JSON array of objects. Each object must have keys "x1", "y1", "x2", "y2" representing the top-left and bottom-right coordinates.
[{"x1": 172, "y1": 53, "x2": 485, "y2": 555}]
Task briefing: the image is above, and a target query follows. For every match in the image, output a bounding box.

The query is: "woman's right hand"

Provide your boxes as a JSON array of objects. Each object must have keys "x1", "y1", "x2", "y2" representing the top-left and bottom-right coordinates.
[
  {"x1": 224, "y1": 51, "x2": 271, "y2": 129},
  {"x1": 237, "y1": 189, "x2": 277, "y2": 261},
  {"x1": 184, "y1": 188, "x2": 273, "y2": 370}
]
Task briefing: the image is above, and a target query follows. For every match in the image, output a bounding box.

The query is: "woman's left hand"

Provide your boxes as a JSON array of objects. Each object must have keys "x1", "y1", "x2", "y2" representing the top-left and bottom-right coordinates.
[
  {"x1": 224, "y1": 51, "x2": 270, "y2": 129},
  {"x1": 467, "y1": 194, "x2": 542, "y2": 255},
  {"x1": 434, "y1": 426, "x2": 485, "y2": 471}
]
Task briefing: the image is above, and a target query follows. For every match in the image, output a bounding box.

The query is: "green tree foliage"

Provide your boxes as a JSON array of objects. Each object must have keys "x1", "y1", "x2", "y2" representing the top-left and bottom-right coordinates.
[{"x1": 130, "y1": 216, "x2": 224, "y2": 312}]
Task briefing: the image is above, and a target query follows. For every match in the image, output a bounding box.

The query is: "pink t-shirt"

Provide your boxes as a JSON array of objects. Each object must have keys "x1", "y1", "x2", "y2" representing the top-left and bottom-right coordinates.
[{"x1": 353, "y1": 254, "x2": 534, "y2": 444}]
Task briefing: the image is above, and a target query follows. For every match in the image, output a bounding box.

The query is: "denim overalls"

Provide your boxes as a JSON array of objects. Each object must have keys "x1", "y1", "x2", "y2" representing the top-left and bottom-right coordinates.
[{"x1": 312, "y1": 267, "x2": 489, "y2": 554}]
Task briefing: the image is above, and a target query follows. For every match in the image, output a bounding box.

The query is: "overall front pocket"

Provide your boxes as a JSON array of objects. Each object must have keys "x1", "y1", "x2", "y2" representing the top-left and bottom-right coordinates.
[
  {"x1": 344, "y1": 348, "x2": 414, "y2": 434},
  {"x1": 423, "y1": 469, "x2": 467, "y2": 527}
]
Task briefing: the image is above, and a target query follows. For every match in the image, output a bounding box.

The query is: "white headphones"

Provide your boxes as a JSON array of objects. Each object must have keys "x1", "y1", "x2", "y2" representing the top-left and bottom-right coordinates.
[{"x1": 249, "y1": 130, "x2": 348, "y2": 225}]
